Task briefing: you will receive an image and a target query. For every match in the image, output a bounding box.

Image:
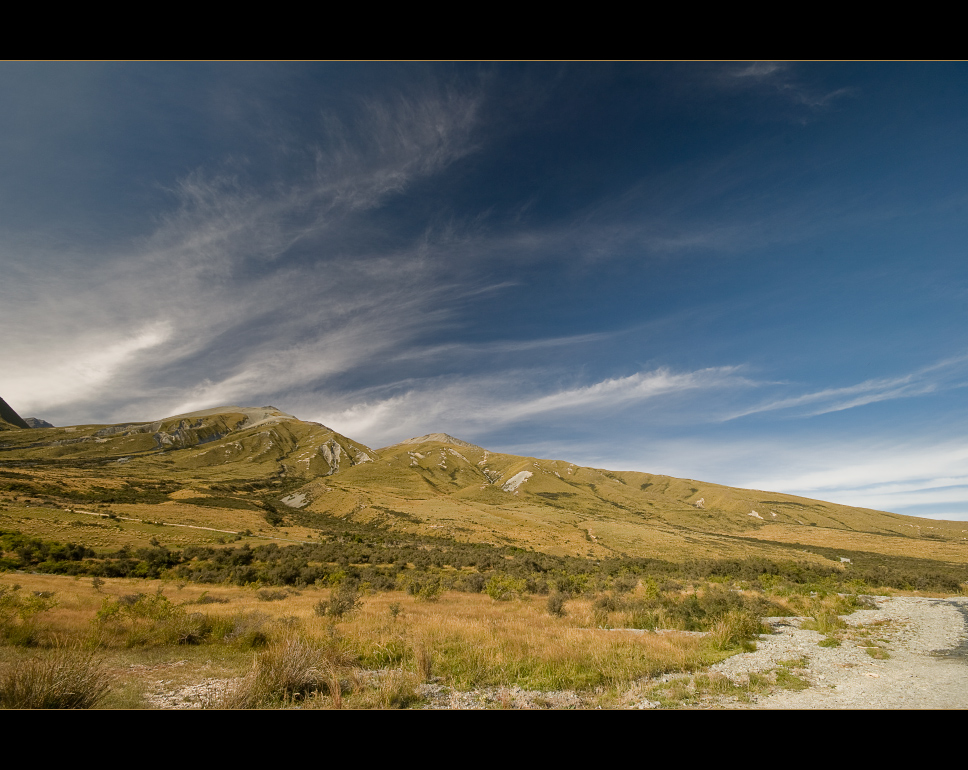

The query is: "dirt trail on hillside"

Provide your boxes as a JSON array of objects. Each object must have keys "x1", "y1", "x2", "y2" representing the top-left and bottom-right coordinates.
[{"x1": 709, "y1": 595, "x2": 968, "y2": 709}]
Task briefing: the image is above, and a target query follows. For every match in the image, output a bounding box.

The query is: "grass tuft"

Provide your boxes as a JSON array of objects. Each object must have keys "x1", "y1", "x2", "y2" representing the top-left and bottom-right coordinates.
[
  {"x1": 0, "y1": 647, "x2": 110, "y2": 708},
  {"x1": 218, "y1": 634, "x2": 354, "y2": 709}
]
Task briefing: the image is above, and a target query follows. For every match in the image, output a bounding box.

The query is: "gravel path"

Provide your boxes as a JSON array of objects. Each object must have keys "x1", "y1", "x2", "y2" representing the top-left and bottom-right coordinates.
[{"x1": 708, "y1": 595, "x2": 968, "y2": 709}]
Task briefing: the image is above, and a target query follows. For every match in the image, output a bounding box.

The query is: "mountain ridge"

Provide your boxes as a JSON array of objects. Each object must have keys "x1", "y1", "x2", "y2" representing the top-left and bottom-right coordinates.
[{"x1": 1, "y1": 401, "x2": 963, "y2": 563}]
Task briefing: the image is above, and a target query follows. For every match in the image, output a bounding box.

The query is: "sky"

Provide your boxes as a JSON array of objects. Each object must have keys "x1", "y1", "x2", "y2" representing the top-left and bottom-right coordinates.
[{"x1": 2, "y1": 62, "x2": 967, "y2": 520}]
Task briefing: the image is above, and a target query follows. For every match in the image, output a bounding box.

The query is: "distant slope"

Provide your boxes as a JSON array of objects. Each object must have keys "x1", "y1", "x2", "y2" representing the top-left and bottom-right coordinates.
[
  {"x1": 0, "y1": 396, "x2": 30, "y2": 430},
  {"x1": 291, "y1": 434, "x2": 968, "y2": 563}
]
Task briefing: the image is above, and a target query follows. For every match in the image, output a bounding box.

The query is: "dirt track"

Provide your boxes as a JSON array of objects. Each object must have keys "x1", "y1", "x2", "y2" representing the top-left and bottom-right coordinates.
[{"x1": 709, "y1": 595, "x2": 968, "y2": 709}]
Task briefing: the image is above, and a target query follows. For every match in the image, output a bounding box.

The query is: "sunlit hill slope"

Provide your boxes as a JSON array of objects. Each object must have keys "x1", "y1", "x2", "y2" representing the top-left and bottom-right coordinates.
[{"x1": 1, "y1": 404, "x2": 965, "y2": 564}]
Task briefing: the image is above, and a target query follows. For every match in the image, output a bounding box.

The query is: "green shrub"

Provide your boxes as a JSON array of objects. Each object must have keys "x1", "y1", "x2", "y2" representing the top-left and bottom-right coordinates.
[
  {"x1": 223, "y1": 612, "x2": 271, "y2": 649},
  {"x1": 327, "y1": 584, "x2": 361, "y2": 619},
  {"x1": 256, "y1": 588, "x2": 288, "y2": 602},
  {"x1": 0, "y1": 585, "x2": 56, "y2": 646},
  {"x1": 612, "y1": 573, "x2": 639, "y2": 594},
  {"x1": 94, "y1": 591, "x2": 221, "y2": 647},
  {"x1": 802, "y1": 613, "x2": 846, "y2": 635},
  {"x1": 405, "y1": 575, "x2": 444, "y2": 602},
  {"x1": 485, "y1": 574, "x2": 526, "y2": 601},
  {"x1": 709, "y1": 609, "x2": 766, "y2": 650}
]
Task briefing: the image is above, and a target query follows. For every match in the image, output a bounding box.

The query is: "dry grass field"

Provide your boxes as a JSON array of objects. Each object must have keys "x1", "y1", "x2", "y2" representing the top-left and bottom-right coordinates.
[{"x1": 1, "y1": 569, "x2": 875, "y2": 709}]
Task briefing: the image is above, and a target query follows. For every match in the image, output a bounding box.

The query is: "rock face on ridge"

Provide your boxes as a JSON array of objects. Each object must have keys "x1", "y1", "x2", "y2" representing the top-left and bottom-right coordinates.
[{"x1": 24, "y1": 417, "x2": 55, "y2": 428}]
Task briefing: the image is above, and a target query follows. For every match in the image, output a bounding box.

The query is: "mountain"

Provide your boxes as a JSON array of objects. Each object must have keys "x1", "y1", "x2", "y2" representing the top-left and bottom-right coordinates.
[
  {"x1": 0, "y1": 404, "x2": 373, "y2": 476},
  {"x1": 394, "y1": 433, "x2": 482, "y2": 450},
  {"x1": 0, "y1": 396, "x2": 31, "y2": 430},
  {"x1": 2, "y1": 404, "x2": 962, "y2": 564},
  {"x1": 24, "y1": 417, "x2": 55, "y2": 428}
]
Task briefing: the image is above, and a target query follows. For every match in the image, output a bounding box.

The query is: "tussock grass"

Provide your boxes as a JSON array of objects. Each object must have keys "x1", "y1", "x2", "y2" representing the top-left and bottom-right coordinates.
[
  {"x1": 218, "y1": 634, "x2": 354, "y2": 709},
  {"x1": 0, "y1": 646, "x2": 110, "y2": 708}
]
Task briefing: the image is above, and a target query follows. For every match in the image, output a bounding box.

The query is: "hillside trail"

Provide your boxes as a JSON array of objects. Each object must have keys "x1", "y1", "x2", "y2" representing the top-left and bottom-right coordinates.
[{"x1": 706, "y1": 595, "x2": 968, "y2": 709}]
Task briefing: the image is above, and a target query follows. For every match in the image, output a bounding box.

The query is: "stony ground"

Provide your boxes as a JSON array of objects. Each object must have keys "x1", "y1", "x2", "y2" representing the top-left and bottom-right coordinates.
[{"x1": 717, "y1": 595, "x2": 968, "y2": 709}]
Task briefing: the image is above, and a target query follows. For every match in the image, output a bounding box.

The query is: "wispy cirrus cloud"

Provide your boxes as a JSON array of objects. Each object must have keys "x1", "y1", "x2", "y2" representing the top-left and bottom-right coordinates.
[
  {"x1": 717, "y1": 62, "x2": 853, "y2": 111},
  {"x1": 311, "y1": 365, "x2": 755, "y2": 447},
  {"x1": 723, "y1": 354, "x2": 968, "y2": 421},
  {"x1": 0, "y1": 87, "x2": 486, "y2": 425}
]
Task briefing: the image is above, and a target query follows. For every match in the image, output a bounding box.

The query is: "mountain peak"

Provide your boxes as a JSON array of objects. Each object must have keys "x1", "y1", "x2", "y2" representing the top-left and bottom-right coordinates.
[{"x1": 396, "y1": 433, "x2": 482, "y2": 450}]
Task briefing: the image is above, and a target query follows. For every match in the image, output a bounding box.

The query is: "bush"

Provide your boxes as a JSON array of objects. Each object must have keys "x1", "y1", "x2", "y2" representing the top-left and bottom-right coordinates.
[
  {"x1": 546, "y1": 591, "x2": 568, "y2": 618},
  {"x1": 0, "y1": 648, "x2": 110, "y2": 708},
  {"x1": 459, "y1": 573, "x2": 487, "y2": 593},
  {"x1": 256, "y1": 589, "x2": 289, "y2": 602},
  {"x1": 0, "y1": 585, "x2": 56, "y2": 646},
  {"x1": 405, "y1": 575, "x2": 444, "y2": 602},
  {"x1": 802, "y1": 613, "x2": 846, "y2": 636},
  {"x1": 94, "y1": 592, "x2": 221, "y2": 647},
  {"x1": 485, "y1": 574, "x2": 527, "y2": 601},
  {"x1": 613, "y1": 573, "x2": 639, "y2": 594},
  {"x1": 708, "y1": 609, "x2": 766, "y2": 650},
  {"x1": 316, "y1": 584, "x2": 361, "y2": 620},
  {"x1": 223, "y1": 612, "x2": 271, "y2": 649}
]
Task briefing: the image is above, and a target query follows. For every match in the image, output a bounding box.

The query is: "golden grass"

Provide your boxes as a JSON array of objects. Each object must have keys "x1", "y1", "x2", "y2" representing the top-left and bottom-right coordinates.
[
  {"x1": 0, "y1": 573, "x2": 738, "y2": 707},
  {"x1": 740, "y1": 523, "x2": 968, "y2": 564},
  {"x1": 0, "y1": 503, "x2": 322, "y2": 553}
]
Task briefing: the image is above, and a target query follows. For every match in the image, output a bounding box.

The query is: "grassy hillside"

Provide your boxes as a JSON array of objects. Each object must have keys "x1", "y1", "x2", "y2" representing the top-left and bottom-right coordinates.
[{"x1": 1, "y1": 405, "x2": 965, "y2": 567}]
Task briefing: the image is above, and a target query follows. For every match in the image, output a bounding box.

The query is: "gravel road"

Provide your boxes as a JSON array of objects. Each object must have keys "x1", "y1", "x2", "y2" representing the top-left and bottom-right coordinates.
[{"x1": 708, "y1": 595, "x2": 968, "y2": 709}]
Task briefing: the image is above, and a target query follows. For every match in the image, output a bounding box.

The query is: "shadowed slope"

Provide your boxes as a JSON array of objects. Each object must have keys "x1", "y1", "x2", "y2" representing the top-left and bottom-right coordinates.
[{"x1": 0, "y1": 397, "x2": 30, "y2": 430}]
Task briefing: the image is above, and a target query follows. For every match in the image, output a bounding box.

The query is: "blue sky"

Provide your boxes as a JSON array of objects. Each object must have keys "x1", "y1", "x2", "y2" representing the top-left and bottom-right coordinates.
[{"x1": 2, "y1": 62, "x2": 967, "y2": 520}]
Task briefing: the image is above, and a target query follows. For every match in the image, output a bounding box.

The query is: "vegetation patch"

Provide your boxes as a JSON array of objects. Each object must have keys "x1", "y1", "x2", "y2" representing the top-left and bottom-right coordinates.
[{"x1": 0, "y1": 646, "x2": 110, "y2": 708}]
